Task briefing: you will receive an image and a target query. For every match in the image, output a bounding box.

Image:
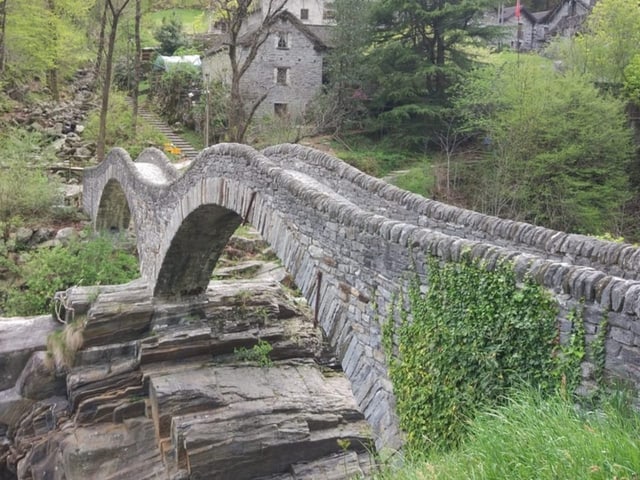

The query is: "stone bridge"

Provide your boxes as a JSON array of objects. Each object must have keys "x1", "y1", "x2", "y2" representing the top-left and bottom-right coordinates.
[{"x1": 83, "y1": 143, "x2": 640, "y2": 449}]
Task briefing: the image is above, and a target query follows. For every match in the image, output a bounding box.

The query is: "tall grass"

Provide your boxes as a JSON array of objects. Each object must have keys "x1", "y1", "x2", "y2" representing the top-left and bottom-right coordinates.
[
  {"x1": 375, "y1": 388, "x2": 640, "y2": 480},
  {"x1": 0, "y1": 128, "x2": 62, "y2": 224}
]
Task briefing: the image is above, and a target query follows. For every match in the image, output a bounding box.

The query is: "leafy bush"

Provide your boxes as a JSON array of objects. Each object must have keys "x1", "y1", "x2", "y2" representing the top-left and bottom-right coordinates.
[
  {"x1": 84, "y1": 92, "x2": 167, "y2": 158},
  {"x1": 385, "y1": 256, "x2": 561, "y2": 452},
  {"x1": 454, "y1": 53, "x2": 634, "y2": 235},
  {"x1": 234, "y1": 339, "x2": 274, "y2": 367},
  {"x1": 151, "y1": 64, "x2": 201, "y2": 126},
  {"x1": 624, "y1": 53, "x2": 640, "y2": 105},
  {"x1": 0, "y1": 128, "x2": 62, "y2": 224},
  {"x1": 3, "y1": 234, "x2": 139, "y2": 316}
]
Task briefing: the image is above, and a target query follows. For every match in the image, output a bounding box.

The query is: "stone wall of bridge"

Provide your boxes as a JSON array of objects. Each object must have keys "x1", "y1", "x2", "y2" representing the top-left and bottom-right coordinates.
[{"x1": 83, "y1": 143, "x2": 640, "y2": 449}]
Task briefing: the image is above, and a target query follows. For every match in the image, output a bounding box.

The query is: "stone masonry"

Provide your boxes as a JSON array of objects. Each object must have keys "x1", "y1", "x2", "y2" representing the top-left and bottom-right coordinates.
[{"x1": 83, "y1": 143, "x2": 640, "y2": 450}]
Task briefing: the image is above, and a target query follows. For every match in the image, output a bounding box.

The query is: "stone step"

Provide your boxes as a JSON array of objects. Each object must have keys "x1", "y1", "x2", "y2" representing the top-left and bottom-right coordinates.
[{"x1": 127, "y1": 98, "x2": 200, "y2": 159}]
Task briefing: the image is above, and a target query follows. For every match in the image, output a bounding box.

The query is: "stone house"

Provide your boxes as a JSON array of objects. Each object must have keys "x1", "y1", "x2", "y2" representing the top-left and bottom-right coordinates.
[
  {"x1": 202, "y1": 10, "x2": 333, "y2": 119},
  {"x1": 486, "y1": 0, "x2": 594, "y2": 51},
  {"x1": 543, "y1": 0, "x2": 593, "y2": 38},
  {"x1": 236, "y1": 0, "x2": 335, "y2": 32}
]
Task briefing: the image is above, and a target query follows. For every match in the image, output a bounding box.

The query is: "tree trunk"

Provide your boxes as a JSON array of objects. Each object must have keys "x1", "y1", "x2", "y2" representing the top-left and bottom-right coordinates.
[
  {"x1": 132, "y1": 0, "x2": 141, "y2": 135},
  {"x1": 46, "y1": 0, "x2": 60, "y2": 101},
  {"x1": 47, "y1": 69, "x2": 60, "y2": 101},
  {"x1": 228, "y1": 80, "x2": 246, "y2": 143},
  {"x1": 97, "y1": 0, "x2": 132, "y2": 162},
  {"x1": 0, "y1": 0, "x2": 7, "y2": 73},
  {"x1": 94, "y1": 0, "x2": 109, "y2": 83}
]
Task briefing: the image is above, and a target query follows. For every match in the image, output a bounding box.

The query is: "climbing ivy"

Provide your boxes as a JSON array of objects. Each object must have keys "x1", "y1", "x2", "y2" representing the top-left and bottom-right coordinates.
[
  {"x1": 381, "y1": 291, "x2": 398, "y2": 361},
  {"x1": 555, "y1": 305, "x2": 586, "y2": 394},
  {"x1": 592, "y1": 315, "x2": 609, "y2": 387},
  {"x1": 386, "y1": 256, "x2": 565, "y2": 452}
]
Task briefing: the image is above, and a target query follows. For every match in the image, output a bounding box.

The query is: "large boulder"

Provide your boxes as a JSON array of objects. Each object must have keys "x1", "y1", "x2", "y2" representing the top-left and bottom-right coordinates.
[{"x1": 0, "y1": 316, "x2": 59, "y2": 391}]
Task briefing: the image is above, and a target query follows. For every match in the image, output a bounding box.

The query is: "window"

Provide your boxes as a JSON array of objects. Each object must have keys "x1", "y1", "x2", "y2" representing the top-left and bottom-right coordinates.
[
  {"x1": 276, "y1": 67, "x2": 289, "y2": 85},
  {"x1": 300, "y1": 8, "x2": 309, "y2": 20},
  {"x1": 274, "y1": 103, "x2": 288, "y2": 117},
  {"x1": 214, "y1": 20, "x2": 228, "y2": 33},
  {"x1": 277, "y1": 32, "x2": 289, "y2": 49},
  {"x1": 323, "y1": 2, "x2": 336, "y2": 20}
]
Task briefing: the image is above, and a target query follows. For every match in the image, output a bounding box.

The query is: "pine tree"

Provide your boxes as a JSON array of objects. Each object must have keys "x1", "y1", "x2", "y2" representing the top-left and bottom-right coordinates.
[{"x1": 366, "y1": 0, "x2": 500, "y2": 147}]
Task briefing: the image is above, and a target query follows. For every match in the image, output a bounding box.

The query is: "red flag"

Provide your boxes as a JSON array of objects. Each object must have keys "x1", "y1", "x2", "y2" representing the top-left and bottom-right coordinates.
[{"x1": 515, "y1": 0, "x2": 521, "y2": 19}]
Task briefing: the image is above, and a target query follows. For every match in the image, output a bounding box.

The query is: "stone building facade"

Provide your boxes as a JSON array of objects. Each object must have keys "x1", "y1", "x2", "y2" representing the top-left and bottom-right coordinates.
[
  {"x1": 240, "y1": 13, "x2": 331, "y2": 119},
  {"x1": 202, "y1": 5, "x2": 333, "y2": 120}
]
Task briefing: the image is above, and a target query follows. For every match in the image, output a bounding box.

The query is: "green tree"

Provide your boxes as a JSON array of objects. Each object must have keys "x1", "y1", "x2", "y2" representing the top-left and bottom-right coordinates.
[
  {"x1": 577, "y1": 0, "x2": 640, "y2": 86},
  {"x1": 96, "y1": 0, "x2": 132, "y2": 162},
  {"x1": 365, "y1": 0, "x2": 500, "y2": 147},
  {"x1": 547, "y1": 0, "x2": 640, "y2": 88},
  {"x1": 154, "y1": 14, "x2": 186, "y2": 55},
  {"x1": 3, "y1": 0, "x2": 94, "y2": 92},
  {"x1": 623, "y1": 54, "x2": 640, "y2": 106},
  {"x1": 455, "y1": 53, "x2": 633, "y2": 235},
  {"x1": 314, "y1": 0, "x2": 373, "y2": 134}
]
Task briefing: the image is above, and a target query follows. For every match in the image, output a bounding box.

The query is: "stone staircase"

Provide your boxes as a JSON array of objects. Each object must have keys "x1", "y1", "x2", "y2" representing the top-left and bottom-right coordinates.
[{"x1": 134, "y1": 100, "x2": 200, "y2": 161}]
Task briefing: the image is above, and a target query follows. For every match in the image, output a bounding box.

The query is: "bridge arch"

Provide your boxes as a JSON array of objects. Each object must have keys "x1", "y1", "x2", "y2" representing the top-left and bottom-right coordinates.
[
  {"x1": 95, "y1": 178, "x2": 132, "y2": 233},
  {"x1": 83, "y1": 143, "x2": 640, "y2": 451},
  {"x1": 154, "y1": 203, "x2": 243, "y2": 298}
]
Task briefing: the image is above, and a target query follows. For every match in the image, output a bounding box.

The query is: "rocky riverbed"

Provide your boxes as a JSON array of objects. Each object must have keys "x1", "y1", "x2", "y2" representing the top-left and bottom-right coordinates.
[{"x1": 0, "y1": 233, "x2": 376, "y2": 480}]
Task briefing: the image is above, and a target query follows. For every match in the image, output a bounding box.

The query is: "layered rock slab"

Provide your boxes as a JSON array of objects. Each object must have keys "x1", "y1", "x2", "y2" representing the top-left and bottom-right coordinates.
[
  {"x1": 4, "y1": 278, "x2": 375, "y2": 479},
  {"x1": 149, "y1": 363, "x2": 371, "y2": 479}
]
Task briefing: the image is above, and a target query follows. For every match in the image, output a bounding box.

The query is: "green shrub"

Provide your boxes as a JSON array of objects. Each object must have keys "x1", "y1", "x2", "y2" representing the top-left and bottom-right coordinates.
[
  {"x1": 84, "y1": 92, "x2": 167, "y2": 159},
  {"x1": 455, "y1": 53, "x2": 633, "y2": 235},
  {"x1": 0, "y1": 128, "x2": 62, "y2": 224},
  {"x1": 3, "y1": 234, "x2": 139, "y2": 316},
  {"x1": 385, "y1": 256, "x2": 560, "y2": 452},
  {"x1": 151, "y1": 64, "x2": 201, "y2": 126},
  {"x1": 234, "y1": 339, "x2": 274, "y2": 367}
]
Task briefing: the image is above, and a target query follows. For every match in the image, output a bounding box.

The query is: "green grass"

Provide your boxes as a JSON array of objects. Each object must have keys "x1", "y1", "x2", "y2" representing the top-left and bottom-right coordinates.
[
  {"x1": 179, "y1": 127, "x2": 205, "y2": 151},
  {"x1": 374, "y1": 388, "x2": 640, "y2": 479},
  {"x1": 389, "y1": 163, "x2": 434, "y2": 197},
  {"x1": 3, "y1": 233, "x2": 139, "y2": 316},
  {"x1": 142, "y1": 9, "x2": 209, "y2": 46},
  {"x1": 330, "y1": 135, "x2": 424, "y2": 177}
]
